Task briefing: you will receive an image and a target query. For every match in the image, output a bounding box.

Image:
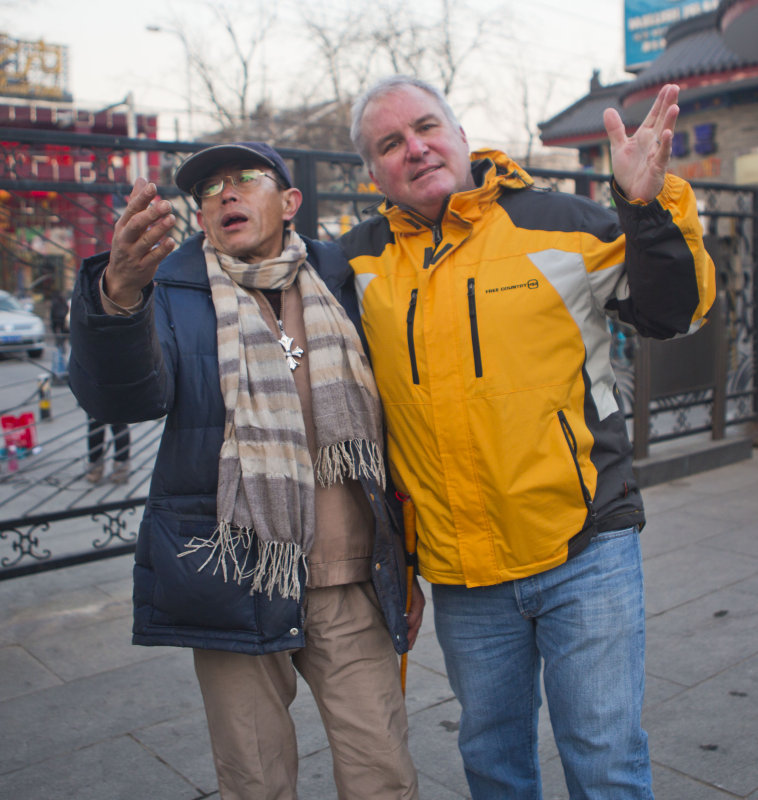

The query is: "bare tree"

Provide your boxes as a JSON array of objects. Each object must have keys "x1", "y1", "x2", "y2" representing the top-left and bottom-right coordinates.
[
  {"x1": 518, "y1": 70, "x2": 555, "y2": 166},
  {"x1": 370, "y1": 0, "x2": 488, "y2": 96},
  {"x1": 297, "y1": 0, "x2": 492, "y2": 102},
  {"x1": 190, "y1": 2, "x2": 276, "y2": 131},
  {"x1": 161, "y1": 0, "x2": 529, "y2": 157},
  {"x1": 155, "y1": 0, "x2": 278, "y2": 139},
  {"x1": 277, "y1": 0, "x2": 501, "y2": 151}
]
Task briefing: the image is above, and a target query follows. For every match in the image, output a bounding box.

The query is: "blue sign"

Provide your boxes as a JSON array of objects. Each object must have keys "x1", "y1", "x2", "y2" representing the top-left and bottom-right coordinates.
[{"x1": 625, "y1": 0, "x2": 719, "y2": 71}]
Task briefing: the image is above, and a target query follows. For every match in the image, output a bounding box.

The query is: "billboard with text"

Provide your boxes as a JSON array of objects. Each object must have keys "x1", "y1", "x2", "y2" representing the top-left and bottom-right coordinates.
[{"x1": 625, "y1": 0, "x2": 718, "y2": 71}]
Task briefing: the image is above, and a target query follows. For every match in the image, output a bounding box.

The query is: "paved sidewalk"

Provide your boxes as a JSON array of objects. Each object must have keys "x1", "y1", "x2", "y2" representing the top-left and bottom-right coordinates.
[{"x1": 1, "y1": 454, "x2": 757, "y2": 799}]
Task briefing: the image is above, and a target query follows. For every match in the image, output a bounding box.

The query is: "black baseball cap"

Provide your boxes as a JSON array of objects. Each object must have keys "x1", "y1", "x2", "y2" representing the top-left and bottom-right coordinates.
[{"x1": 174, "y1": 141, "x2": 293, "y2": 196}]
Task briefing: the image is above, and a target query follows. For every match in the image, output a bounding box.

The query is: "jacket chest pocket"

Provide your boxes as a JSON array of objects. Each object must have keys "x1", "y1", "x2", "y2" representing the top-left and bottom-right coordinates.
[
  {"x1": 467, "y1": 278, "x2": 483, "y2": 378},
  {"x1": 460, "y1": 270, "x2": 584, "y2": 398},
  {"x1": 407, "y1": 288, "x2": 420, "y2": 385},
  {"x1": 404, "y1": 278, "x2": 485, "y2": 388}
]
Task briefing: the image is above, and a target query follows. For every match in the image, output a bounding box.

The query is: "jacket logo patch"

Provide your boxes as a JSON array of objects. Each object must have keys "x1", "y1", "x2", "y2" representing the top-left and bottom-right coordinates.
[{"x1": 485, "y1": 279, "x2": 539, "y2": 294}]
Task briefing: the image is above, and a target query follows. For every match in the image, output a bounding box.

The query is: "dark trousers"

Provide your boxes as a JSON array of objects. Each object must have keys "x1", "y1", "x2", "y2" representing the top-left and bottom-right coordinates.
[{"x1": 87, "y1": 419, "x2": 130, "y2": 463}]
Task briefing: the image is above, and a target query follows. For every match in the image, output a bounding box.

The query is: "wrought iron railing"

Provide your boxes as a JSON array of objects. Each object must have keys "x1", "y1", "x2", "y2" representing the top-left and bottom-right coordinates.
[
  {"x1": 0, "y1": 499, "x2": 143, "y2": 579},
  {"x1": 0, "y1": 128, "x2": 755, "y2": 578}
]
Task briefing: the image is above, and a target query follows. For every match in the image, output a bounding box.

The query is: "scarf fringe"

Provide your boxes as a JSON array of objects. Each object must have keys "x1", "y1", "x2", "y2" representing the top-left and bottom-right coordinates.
[
  {"x1": 314, "y1": 438, "x2": 386, "y2": 489},
  {"x1": 178, "y1": 522, "x2": 305, "y2": 601},
  {"x1": 245, "y1": 538, "x2": 305, "y2": 601}
]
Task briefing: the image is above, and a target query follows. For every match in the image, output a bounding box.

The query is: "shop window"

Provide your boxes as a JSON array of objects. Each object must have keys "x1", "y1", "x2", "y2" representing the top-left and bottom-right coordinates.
[{"x1": 694, "y1": 123, "x2": 717, "y2": 156}]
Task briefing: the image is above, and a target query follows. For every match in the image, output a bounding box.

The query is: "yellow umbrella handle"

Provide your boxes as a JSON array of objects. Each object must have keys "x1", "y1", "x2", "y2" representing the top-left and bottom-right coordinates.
[{"x1": 400, "y1": 496, "x2": 416, "y2": 695}]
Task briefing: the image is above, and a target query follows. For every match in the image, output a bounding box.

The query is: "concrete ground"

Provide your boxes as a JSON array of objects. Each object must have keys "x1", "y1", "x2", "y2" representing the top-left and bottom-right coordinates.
[{"x1": 1, "y1": 454, "x2": 758, "y2": 799}]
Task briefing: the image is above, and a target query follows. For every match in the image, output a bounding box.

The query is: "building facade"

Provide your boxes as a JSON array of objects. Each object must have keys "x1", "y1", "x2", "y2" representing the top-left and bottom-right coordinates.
[{"x1": 539, "y1": 8, "x2": 758, "y2": 189}]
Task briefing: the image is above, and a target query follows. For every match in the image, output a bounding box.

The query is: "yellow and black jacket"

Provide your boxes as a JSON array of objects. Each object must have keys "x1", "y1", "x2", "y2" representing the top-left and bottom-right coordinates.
[{"x1": 339, "y1": 149, "x2": 715, "y2": 587}]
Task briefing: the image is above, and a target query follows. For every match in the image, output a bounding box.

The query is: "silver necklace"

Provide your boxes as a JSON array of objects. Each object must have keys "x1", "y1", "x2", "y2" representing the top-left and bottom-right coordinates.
[
  {"x1": 277, "y1": 319, "x2": 304, "y2": 370},
  {"x1": 269, "y1": 288, "x2": 303, "y2": 371}
]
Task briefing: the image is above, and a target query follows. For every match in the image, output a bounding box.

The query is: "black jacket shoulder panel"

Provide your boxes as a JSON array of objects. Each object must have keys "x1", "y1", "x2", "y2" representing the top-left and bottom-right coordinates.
[
  {"x1": 498, "y1": 187, "x2": 622, "y2": 244},
  {"x1": 339, "y1": 215, "x2": 395, "y2": 260}
]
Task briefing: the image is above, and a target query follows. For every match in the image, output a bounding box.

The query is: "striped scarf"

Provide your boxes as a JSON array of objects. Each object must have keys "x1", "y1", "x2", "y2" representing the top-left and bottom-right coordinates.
[{"x1": 179, "y1": 233, "x2": 385, "y2": 601}]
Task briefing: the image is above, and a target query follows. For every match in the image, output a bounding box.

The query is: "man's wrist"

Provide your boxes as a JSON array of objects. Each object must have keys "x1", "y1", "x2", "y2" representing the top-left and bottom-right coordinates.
[
  {"x1": 100, "y1": 269, "x2": 144, "y2": 316},
  {"x1": 612, "y1": 179, "x2": 656, "y2": 207}
]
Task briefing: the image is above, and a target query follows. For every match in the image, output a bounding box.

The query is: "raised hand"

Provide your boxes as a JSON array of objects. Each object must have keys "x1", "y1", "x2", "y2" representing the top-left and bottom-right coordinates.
[
  {"x1": 104, "y1": 178, "x2": 176, "y2": 307},
  {"x1": 603, "y1": 83, "x2": 680, "y2": 204}
]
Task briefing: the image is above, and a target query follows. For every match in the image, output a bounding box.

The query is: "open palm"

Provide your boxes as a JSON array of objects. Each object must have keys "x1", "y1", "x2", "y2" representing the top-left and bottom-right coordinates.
[{"x1": 603, "y1": 84, "x2": 680, "y2": 203}]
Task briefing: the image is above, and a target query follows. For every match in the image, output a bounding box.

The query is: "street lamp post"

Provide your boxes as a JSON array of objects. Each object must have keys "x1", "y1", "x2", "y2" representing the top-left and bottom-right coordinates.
[
  {"x1": 146, "y1": 24, "x2": 194, "y2": 139},
  {"x1": 96, "y1": 92, "x2": 140, "y2": 181}
]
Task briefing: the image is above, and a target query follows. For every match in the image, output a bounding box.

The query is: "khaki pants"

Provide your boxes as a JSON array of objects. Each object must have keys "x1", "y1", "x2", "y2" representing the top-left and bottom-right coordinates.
[{"x1": 193, "y1": 581, "x2": 418, "y2": 800}]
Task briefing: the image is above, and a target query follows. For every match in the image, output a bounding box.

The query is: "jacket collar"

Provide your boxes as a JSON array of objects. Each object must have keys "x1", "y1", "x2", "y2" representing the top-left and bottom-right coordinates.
[
  {"x1": 377, "y1": 149, "x2": 534, "y2": 233},
  {"x1": 154, "y1": 231, "x2": 348, "y2": 295}
]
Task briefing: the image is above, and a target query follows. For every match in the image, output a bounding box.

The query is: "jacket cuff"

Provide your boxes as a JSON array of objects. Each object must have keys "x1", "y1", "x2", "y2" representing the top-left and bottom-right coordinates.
[
  {"x1": 611, "y1": 173, "x2": 682, "y2": 210},
  {"x1": 99, "y1": 271, "x2": 146, "y2": 317}
]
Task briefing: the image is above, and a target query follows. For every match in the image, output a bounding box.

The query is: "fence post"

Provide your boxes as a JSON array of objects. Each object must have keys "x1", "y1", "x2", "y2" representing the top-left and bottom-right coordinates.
[
  {"x1": 712, "y1": 292, "x2": 727, "y2": 440},
  {"x1": 753, "y1": 189, "x2": 758, "y2": 422},
  {"x1": 575, "y1": 174, "x2": 591, "y2": 198},
  {"x1": 292, "y1": 151, "x2": 318, "y2": 239}
]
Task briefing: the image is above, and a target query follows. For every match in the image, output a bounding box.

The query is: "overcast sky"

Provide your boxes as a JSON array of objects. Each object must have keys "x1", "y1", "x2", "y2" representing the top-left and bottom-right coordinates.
[{"x1": 1, "y1": 0, "x2": 629, "y2": 152}]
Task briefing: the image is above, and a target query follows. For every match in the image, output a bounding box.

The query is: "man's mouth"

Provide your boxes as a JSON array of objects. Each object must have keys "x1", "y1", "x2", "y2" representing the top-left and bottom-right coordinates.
[
  {"x1": 222, "y1": 213, "x2": 248, "y2": 228},
  {"x1": 412, "y1": 165, "x2": 441, "y2": 181}
]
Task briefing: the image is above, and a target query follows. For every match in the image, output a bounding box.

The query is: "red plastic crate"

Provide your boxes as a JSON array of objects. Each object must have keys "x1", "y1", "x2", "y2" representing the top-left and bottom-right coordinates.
[{"x1": 1, "y1": 412, "x2": 38, "y2": 450}]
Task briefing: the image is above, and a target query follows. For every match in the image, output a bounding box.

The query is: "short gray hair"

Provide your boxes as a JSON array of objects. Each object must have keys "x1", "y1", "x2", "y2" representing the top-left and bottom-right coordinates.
[{"x1": 350, "y1": 75, "x2": 461, "y2": 167}]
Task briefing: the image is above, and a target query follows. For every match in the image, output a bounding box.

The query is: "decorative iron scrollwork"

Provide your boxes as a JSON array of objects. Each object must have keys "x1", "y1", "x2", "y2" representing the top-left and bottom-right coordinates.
[
  {"x1": 0, "y1": 522, "x2": 52, "y2": 567},
  {"x1": 92, "y1": 506, "x2": 139, "y2": 549}
]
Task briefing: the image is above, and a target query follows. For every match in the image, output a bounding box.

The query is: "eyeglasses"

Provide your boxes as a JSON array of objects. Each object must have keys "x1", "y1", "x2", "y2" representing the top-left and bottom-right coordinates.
[{"x1": 192, "y1": 168, "x2": 282, "y2": 199}]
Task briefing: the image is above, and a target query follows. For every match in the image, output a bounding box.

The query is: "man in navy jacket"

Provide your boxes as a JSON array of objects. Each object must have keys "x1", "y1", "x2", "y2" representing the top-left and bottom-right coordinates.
[{"x1": 69, "y1": 141, "x2": 422, "y2": 800}]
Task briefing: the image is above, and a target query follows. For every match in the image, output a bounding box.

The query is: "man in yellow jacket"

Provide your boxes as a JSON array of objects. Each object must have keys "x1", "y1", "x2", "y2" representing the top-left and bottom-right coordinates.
[{"x1": 340, "y1": 75, "x2": 715, "y2": 799}]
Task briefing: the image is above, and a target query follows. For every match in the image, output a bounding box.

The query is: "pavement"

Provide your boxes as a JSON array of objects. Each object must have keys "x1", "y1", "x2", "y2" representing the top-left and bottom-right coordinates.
[{"x1": 1, "y1": 451, "x2": 758, "y2": 799}]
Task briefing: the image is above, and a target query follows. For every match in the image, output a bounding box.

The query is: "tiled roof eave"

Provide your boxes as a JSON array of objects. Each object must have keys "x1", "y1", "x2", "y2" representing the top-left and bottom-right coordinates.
[{"x1": 622, "y1": 64, "x2": 758, "y2": 107}]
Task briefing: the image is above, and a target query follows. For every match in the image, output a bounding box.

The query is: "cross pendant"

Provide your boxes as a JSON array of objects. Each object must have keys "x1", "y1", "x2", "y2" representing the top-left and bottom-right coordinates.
[{"x1": 278, "y1": 322, "x2": 304, "y2": 370}]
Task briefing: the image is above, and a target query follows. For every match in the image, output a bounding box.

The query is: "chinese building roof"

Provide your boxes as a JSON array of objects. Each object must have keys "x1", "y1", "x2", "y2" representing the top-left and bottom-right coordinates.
[
  {"x1": 620, "y1": 10, "x2": 758, "y2": 105},
  {"x1": 540, "y1": 9, "x2": 758, "y2": 148},
  {"x1": 538, "y1": 75, "x2": 639, "y2": 146},
  {"x1": 716, "y1": 0, "x2": 758, "y2": 61}
]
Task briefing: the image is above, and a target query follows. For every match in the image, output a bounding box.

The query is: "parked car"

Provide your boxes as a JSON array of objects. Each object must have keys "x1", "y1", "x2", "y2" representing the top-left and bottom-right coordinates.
[
  {"x1": 14, "y1": 293, "x2": 35, "y2": 313},
  {"x1": 0, "y1": 290, "x2": 45, "y2": 358}
]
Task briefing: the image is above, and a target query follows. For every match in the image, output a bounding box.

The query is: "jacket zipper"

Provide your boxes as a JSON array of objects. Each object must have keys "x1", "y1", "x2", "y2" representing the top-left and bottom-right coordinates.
[
  {"x1": 407, "y1": 289, "x2": 420, "y2": 385},
  {"x1": 557, "y1": 410, "x2": 597, "y2": 523},
  {"x1": 467, "y1": 278, "x2": 483, "y2": 378}
]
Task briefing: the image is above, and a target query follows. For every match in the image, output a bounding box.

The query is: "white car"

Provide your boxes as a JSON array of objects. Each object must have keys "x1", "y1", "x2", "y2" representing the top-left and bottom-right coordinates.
[{"x1": 0, "y1": 290, "x2": 45, "y2": 358}]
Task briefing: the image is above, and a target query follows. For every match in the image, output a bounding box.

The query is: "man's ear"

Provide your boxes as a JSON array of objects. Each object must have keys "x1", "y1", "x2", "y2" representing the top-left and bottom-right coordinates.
[
  {"x1": 368, "y1": 168, "x2": 384, "y2": 196},
  {"x1": 196, "y1": 209, "x2": 207, "y2": 232},
  {"x1": 282, "y1": 187, "x2": 303, "y2": 223}
]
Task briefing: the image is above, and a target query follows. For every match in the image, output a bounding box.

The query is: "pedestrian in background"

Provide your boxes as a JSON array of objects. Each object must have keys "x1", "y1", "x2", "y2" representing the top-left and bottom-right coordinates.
[
  {"x1": 86, "y1": 417, "x2": 130, "y2": 484},
  {"x1": 49, "y1": 290, "x2": 69, "y2": 356}
]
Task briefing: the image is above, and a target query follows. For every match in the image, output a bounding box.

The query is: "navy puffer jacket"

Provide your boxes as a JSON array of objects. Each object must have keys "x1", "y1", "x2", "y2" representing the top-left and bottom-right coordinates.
[{"x1": 68, "y1": 233, "x2": 409, "y2": 656}]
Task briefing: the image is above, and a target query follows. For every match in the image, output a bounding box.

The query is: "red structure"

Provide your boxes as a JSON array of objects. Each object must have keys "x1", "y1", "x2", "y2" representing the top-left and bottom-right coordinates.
[
  {"x1": 0, "y1": 35, "x2": 161, "y2": 291},
  {"x1": 0, "y1": 101, "x2": 160, "y2": 269}
]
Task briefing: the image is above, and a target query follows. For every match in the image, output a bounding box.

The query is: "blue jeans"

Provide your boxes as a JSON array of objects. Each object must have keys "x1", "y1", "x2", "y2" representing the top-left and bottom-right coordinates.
[{"x1": 432, "y1": 527, "x2": 653, "y2": 800}]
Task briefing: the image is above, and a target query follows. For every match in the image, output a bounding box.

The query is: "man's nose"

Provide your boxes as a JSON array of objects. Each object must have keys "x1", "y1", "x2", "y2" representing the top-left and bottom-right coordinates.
[
  {"x1": 406, "y1": 134, "x2": 429, "y2": 159},
  {"x1": 219, "y1": 177, "x2": 240, "y2": 200}
]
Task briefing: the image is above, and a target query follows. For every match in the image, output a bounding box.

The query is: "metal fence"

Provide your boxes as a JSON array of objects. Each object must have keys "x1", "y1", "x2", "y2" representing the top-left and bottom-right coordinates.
[{"x1": 0, "y1": 129, "x2": 755, "y2": 579}]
